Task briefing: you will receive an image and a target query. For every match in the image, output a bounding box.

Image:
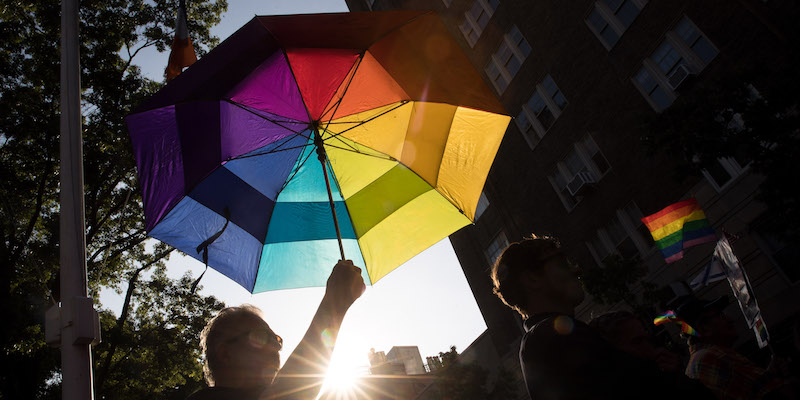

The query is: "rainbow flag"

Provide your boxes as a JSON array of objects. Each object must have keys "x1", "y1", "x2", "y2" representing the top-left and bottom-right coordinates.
[{"x1": 641, "y1": 198, "x2": 716, "y2": 263}]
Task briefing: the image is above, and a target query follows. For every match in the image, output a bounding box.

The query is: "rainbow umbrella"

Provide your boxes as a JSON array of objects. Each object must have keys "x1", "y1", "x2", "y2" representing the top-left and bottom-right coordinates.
[{"x1": 126, "y1": 11, "x2": 509, "y2": 293}]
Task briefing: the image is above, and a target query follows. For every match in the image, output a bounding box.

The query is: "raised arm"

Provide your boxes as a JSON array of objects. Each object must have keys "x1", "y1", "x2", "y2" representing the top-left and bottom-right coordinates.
[{"x1": 265, "y1": 260, "x2": 365, "y2": 399}]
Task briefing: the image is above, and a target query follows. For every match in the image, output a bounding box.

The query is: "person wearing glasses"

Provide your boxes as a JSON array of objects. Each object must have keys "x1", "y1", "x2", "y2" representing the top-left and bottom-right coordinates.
[
  {"x1": 187, "y1": 260, "x2": 365, "y2": 400},
  {"x1": 490, "y1": 235, "x2": 712, "y2": 399}
]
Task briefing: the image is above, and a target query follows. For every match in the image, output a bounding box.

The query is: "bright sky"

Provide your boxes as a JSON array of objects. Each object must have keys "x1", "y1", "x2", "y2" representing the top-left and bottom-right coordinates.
[{"x1": 100, "y1": 0, "x2": 487, "y2": 387}]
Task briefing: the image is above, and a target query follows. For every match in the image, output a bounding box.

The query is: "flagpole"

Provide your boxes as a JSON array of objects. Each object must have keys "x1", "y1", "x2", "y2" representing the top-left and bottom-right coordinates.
[
  {"x1": 313, "y1": 127, "x2": 346, "y2": 260},
  {"x1": 60, "y1": 0, "x2": 95, "y2": 398}
]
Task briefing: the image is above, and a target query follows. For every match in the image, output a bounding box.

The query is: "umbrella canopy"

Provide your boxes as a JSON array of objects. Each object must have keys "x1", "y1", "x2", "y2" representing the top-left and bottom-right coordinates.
[{"x1": 126, "y1": 11, "x2": 509, "y2": 293}]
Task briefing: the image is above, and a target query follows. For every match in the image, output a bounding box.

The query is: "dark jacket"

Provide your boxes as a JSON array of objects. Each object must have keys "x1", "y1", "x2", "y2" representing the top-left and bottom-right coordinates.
[{"x1": 520, "y1": 312, "x2": 712, "y2": 399}]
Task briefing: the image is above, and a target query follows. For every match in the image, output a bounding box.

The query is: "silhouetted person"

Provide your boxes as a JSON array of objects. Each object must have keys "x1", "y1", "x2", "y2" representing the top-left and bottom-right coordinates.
[
  {"x1": 675, "y1": 297, "x2": 797, "y2": 399},
  {"x1": 490, "y1": 235, "x2": 712, "y2": 399},
  {"x1": 187, "y1": 259, "x2": 365, "y2": 400}
]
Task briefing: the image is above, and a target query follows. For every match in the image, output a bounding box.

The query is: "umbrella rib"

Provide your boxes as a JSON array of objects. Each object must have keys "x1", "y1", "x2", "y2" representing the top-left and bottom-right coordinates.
[
  {"x1": 278, "y1": 146, "x2": 316, "y2": 194},
  {"x1": 278, "y1": 47, "x2": 317, "y2": 125},
  {"x1": 322, "y1": 143, "x2": 395, "y2": 161},
  {"x1": 221, "y1": 99, "x2": 315, "y2": 162},
  {"x1": 224, "y1": 99, "x2": 306, "y2": 135},
  {"x1": 319, "y1": 52, "x2": 365, "y2": 129},
  {"x1": 326, "y1": 134, "x2": 360, "y2": 154},
  {"x1": 227, "y1": 142, "x2": 313, "y2": 161},
  {"x1": 314, "y1": 52, "x2": 367, "y2": 156},
  {"x1": 322, "y1": 100, "x2": 410, "y2": 141},
  {"x1": 318, "y1": 101, "x2": 411, "y2": 161},
  {"x1": 228, "y1": 127, "x2": 312, "y2": 161}
]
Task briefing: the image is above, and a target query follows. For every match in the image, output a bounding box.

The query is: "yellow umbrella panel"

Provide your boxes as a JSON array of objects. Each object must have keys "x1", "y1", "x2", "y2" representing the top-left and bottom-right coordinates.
[{"x1": 323, "y1": 101, "x2": 510, "y2": 283}]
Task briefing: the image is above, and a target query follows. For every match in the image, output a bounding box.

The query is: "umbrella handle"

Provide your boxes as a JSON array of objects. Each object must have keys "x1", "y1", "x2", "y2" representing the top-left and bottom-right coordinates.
[{"x1": 314, "y1": 130, "x2": 346, "y2": 261}]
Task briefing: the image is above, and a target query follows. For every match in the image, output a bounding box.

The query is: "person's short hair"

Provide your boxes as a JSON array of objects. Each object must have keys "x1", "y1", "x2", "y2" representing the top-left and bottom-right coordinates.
[
  {"x1": 589, "y1": 311, "x2": 638, "y2": 341},
  {"x1": 490, "y1": 234, "x2": 562, "y2": 319},
  {"x1": 200, "y1": 304, "x2": 265, "y2": 385}
]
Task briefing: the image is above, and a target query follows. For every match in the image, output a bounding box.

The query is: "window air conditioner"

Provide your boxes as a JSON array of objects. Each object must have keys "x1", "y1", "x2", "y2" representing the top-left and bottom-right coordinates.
[
  {"x1": 668, "y1": 64, "x2": 692, "y2": 90},
  {"x1": 567, "y1": 171, "x2": 596, "y2": 196}
]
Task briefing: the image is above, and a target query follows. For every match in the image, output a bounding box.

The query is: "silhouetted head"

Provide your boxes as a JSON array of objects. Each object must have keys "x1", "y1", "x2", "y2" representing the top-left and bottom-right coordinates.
[
  {"x1": 200, "y1": 304, "x2": 283, "y2": 387},
  {"x1": 491, "y1": 235, "x2": 584, "y2": 319}
]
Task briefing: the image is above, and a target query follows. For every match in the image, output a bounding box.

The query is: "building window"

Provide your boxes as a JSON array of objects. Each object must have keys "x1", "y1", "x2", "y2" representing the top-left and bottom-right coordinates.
[
  {"x1": 585, "y1": 0, "x2": 647, "y2": 49},
  {"x1": 548, "y1": 134, "x2": 610, "y2": 211},
  {"x1": 485, "y1": 231, "x2": 508, "y2": 265},
  {"x1": 674, "y1": 17, "x2": 718, "y2": 64},
  {"x1": 634, "y1": 68, "x2": 673, "y2": 111},
  {"x1": 632, "y1": 16, "x2": 718, "y2": 111},
  {"x1": 459, "y1": 0, "x2": 499, "y2": 47},
  {"x1": 485, "y1": 25, "x2": 531, "y2": 94},
  {"x1": 474, "y1": 192, "x2": 490, "y2": 220},
  {"x1": 586, "y1": 202, "x2": 653, "y2": 265},
  {"x1": 516, "y1": 74, "x2": 568, "y2": 149},
  {"x1": 703, "y1": 157, "x2": 750, "y2": 192}
]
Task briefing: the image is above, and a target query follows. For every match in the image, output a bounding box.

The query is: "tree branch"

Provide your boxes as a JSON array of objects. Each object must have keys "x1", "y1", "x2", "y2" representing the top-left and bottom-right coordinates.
[
  {"x1": 123, "y1": 37, "x2": 160, "y2": 74},
  {"x1": 95, "y1": 247, "x2": 174, "y2": 394},
  {"x1": 85, "y1": 167, "x2": 112, "y2": 241},
  {"x1": 88, "y1": 228, "x2": 147, "y2": 265},
  {"x1": 86, "y1": 187, "x2": 132, "y2": 246},
  {"x1": 10, "y1": 158, "x2": 52, "y2": 265}
]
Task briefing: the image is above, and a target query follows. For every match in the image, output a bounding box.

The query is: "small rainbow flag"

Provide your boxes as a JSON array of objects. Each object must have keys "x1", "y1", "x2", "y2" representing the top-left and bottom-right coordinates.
[
  {"x1": 653, "y1": 311, "x2": 698, "y2": 336},
  {"x1": 641, "y1": 198, "x2": 716, "y2": 263}
]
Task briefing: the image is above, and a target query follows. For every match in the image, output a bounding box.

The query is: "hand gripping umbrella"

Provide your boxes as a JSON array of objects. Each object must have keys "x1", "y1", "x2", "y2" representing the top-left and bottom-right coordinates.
[{"x1": 126, "y1": 11, "x2": 510, "y2": 293}]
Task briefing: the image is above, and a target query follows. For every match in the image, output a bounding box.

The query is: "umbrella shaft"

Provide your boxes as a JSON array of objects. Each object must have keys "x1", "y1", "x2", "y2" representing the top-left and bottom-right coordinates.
[{"x1": 314, "y1": 130, "x2": 346, "y2": 261}]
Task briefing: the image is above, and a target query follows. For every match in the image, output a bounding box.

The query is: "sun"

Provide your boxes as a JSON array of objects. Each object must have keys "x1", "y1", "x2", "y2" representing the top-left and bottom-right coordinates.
[
  {"x1": 324, "y1": 365, "x2": 360, "y2": 391},
  {"x1": 321, "y1": 348, "x2": 367, "y2": 398}
]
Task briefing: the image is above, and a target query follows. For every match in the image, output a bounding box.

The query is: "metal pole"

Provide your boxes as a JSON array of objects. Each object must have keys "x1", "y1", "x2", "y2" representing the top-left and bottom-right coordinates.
[
  {"x1": 313, "y1": 128, "x2": 346, "y2": 260},
  {"x1": 60, "y1": 0, "x2": 94, "y2": 398}
]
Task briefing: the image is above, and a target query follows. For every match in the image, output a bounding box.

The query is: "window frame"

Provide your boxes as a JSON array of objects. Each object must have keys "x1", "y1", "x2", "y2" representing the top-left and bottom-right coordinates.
[
  {"x1": 547, "y1": 134, "x2": 610, "y2": 211},
  {"x1": 459, "y1": 0, "x2": 499, "y2": 47},
  {"x1": 586, "y1": 201, "x2": 654, "y2": 266},
  {"x1": 485, "y1": 230, "x2": 509, "y2": 266},
  {"x1": 485, "y1": 25, "x2": 532, "y2": 94},
  {"x1": 631, "y1": 15, "x2": 718, "y2": 112},
  {"x1": 585, "y1": 0, "x2": 648, "y2": 50},
  {"x1": 702, "y1": 156, "x2": 750, "y2": 192},
  {"x1": 516, "y1": 74, "x2": 568, "y2": 149},
  {"x1": 474, "y1": 192, "x2": 490, "y2": 221}
]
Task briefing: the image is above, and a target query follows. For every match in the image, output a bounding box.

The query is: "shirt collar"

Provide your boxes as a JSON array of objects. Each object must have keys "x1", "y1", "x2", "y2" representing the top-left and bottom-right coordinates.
[{"x1": 524, "y1": 312, "x2": 565, "y2": 332}]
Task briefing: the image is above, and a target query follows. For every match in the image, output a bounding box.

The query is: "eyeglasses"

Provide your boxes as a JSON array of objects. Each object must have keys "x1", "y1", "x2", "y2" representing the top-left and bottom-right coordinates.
[{"x1": 227, "y1": 328, "x2": 283, "y2": 351}]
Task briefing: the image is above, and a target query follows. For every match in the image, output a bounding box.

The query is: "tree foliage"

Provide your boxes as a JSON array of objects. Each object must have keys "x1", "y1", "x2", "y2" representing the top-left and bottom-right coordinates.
[
  {"x1": 426, "y1": 347, "x2": 488, "y2": 400},
  {"x1": 641, "y1": 42, "x2": 800, "y2": 241},
  {"x1": 0, "y1": 0, "x2": 227, "y2": 398},
  {"x1": 92, "y1": 272, "x2": 224, "y2": 400}
]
